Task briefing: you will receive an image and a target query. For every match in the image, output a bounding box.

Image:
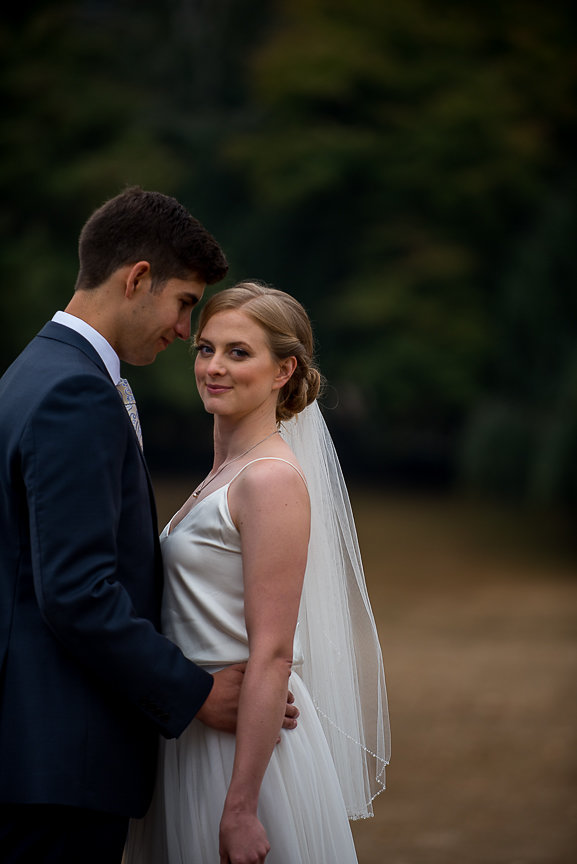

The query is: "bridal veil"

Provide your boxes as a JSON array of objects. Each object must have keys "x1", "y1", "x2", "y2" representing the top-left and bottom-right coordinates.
[{"x1": 280, "y1": 400, "x2": 390, "y2": 819}]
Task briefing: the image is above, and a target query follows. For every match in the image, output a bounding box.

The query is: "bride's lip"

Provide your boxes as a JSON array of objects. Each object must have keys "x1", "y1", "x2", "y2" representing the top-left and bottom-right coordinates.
[{"x1": 206, "y1": 384, "x2": 232, "y2": 393}]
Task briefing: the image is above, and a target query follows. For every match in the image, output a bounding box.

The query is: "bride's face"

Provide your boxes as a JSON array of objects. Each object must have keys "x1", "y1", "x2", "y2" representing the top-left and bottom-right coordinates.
[{"x1": 195, "y1": 309, "x2": 292, "y2": 419}]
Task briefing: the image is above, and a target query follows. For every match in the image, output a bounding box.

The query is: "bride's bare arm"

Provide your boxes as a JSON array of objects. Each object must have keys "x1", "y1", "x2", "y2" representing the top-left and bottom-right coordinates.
[
  {"x1": 219, "y1": 460, "x2": 310, "y2": 864},
  {"x1": 196, "y1": 664, "x2": 299, "y2": 734}
]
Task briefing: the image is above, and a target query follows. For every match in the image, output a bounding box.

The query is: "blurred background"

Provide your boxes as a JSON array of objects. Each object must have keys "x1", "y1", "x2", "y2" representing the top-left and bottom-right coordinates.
[{"x1": 2, "y1": 1, "x2": 576, "y2": 861}]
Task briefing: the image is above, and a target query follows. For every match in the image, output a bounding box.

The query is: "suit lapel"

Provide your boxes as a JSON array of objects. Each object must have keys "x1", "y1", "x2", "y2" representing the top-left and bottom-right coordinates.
[
  {"x1": 39, "y1": 319, "x2": 164, "y2": 580},
  {"x1": 37, "y1": 321, "x2": 110, "y2": 379}
]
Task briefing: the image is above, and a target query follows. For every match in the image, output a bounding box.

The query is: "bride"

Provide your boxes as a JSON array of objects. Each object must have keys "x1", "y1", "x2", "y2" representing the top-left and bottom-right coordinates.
[{"x1": 124, "y1": 282, "x2": 390, "y2": 863}]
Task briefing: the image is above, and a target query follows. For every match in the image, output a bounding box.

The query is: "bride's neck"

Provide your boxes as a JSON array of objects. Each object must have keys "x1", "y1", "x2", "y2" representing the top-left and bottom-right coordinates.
[{"x1": 212, "y1": 414, "x2": 278, "y2": 467}]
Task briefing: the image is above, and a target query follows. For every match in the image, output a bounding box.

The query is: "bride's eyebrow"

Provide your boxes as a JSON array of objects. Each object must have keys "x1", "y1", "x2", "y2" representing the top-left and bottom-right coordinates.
[{"x1": 196, "y1": 337, "x2": 252, "y2": 350}]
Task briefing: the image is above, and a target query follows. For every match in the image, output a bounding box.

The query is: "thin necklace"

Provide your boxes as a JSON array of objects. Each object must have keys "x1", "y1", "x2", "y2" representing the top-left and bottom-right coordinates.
[{"x1": 192, "y1": 429, "x2": 281, "y2": 498}]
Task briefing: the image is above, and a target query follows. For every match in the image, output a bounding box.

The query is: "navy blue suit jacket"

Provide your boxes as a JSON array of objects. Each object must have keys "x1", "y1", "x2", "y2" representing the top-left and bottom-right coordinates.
[{"x1": 0, "y1": 322, "x2": 213, "y2": 817}]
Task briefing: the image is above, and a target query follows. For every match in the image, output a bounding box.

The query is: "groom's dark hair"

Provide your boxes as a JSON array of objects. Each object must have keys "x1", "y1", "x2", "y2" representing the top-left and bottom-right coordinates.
[{"x1": 74, "y1": 186, "x2": 228, "y2": 292}]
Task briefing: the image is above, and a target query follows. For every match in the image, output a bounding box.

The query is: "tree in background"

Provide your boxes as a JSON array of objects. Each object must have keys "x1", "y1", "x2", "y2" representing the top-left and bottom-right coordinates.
[
  {"x1": 1, "y1": 0, "x2": 575, "y2": 502},
  {"x1": 223, "y1": 0, "x2": 576, "y2": 496}
]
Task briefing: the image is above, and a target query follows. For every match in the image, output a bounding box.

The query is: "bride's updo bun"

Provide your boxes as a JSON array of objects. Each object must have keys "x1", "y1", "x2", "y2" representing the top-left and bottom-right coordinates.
[{"x1": 195, "y1": 281, "x2": 322, "y2": 422}]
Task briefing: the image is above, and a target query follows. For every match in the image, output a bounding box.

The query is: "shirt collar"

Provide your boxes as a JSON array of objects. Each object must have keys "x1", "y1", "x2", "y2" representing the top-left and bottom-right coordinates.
[{"x1": 52, "y1": 310, "x2": 121, "y2": 385}]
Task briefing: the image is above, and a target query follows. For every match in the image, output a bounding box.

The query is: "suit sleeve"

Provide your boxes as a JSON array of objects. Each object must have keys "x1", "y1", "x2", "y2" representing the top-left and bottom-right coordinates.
[{"x1": 22, "y1": 373, "x2": 213, "y2": 738}]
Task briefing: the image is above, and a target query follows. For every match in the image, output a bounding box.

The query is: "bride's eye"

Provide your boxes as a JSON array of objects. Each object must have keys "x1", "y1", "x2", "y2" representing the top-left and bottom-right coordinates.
[
  {"x1": 231, "y1": 348, "x2": 249, "y2": 359},
  {"x1": 195, "y1": 344, "x2": 213, "y2": 356}
]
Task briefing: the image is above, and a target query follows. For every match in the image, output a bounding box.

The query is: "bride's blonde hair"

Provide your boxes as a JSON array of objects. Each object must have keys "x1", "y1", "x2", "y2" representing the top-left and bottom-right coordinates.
[{"x1": 195, "y1": 281, "x2": 322, "y2": 422}]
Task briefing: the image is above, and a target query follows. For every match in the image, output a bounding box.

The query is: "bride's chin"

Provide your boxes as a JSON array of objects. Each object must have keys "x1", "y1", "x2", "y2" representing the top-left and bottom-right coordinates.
[{"x1": 202, "y1": 400, "x2": 230, "y2": 417}]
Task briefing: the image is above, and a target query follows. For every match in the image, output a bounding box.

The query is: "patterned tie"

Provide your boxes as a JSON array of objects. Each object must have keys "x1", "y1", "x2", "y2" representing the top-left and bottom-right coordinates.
[{"x1": 116, "y1": 377, "x2": 143, "y2": 450}]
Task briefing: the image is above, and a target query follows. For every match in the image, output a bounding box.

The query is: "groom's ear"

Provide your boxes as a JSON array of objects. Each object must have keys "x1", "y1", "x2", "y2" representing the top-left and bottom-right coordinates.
[
  {"x1": 124, "y1": 261, "x2": 152, "y2": 298},
  {"x1": 273, "y1": 356, "x2": 298, "y2": 390}
]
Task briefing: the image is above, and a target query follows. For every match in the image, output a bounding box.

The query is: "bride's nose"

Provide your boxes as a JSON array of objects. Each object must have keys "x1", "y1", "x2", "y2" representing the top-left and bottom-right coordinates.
[{"x1": 206, "y1": 352, "x2": 226, "y2": 375}]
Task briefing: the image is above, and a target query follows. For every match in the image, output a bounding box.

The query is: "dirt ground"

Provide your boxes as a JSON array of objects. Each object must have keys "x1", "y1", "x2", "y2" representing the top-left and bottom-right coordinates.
[
  {"x1": 348, "y1": 492, "x2": 577, "y2": 864},
  {"x1": 154, "y1": 483, "x2": 577, "y2": 864}
]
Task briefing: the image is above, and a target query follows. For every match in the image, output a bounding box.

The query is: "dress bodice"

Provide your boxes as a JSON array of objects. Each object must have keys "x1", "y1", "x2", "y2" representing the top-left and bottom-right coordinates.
[
  {"x1": 160, "y1": 458, "x2": 306, "y2": 669},
  {"x1": 160, "y1": 483, "x2": 247, "y2": 668}
]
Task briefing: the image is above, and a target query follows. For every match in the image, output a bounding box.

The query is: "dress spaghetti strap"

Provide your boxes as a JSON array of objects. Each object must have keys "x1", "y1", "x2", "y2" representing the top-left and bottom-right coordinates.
[{"x1": 228, "y1": 457, "x2": 307, "y2": 489}]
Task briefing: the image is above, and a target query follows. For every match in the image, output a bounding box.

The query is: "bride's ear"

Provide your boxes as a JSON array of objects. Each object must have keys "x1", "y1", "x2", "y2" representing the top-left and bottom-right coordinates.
[{"x1": 273, "y1": 356, "x2": 297, "y2": 390}]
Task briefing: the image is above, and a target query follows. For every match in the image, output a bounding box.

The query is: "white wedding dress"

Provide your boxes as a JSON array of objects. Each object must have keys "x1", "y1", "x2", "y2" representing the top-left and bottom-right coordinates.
[{"x1": 124, "y1": 459, "x2": 358, "y2": 864}]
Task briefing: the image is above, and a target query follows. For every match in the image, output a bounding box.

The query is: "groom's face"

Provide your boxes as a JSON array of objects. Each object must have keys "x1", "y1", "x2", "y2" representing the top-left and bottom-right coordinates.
[{"x1": 122, "y1": 275, "x2": 205, "y2": 366}]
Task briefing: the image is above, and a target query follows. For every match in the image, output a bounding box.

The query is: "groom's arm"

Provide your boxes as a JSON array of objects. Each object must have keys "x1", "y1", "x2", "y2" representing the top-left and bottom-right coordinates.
[
  {"x1": 197, "y1": 664, "x2": 299, "y2": 733},
  {"x1": 24, "y1": 374, "x2": 212, "y2": 737}
]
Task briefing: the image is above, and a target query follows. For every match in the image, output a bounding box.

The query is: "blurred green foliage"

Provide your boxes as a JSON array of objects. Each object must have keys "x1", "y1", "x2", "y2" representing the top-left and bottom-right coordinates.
[{"x1": 1, "y1": 0, "x2": 575, "y2": 503}]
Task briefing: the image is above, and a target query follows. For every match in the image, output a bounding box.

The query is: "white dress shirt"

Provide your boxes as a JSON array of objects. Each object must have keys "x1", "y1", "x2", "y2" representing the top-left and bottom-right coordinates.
[{"x1": 52, "y1": 311, "x2": 120, "y2": 385}]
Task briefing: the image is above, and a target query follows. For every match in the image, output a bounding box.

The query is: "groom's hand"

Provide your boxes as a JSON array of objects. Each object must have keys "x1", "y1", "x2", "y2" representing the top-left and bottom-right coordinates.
[
  {"x1": 283, "y1": 689, "x2": 299, "y2": 730},
  {"x1": 196, "y1": 663, "x2": 246, "y2": 733},
  {"x1": 196, "y1": 663, "x2": 299, "y2": 734}
]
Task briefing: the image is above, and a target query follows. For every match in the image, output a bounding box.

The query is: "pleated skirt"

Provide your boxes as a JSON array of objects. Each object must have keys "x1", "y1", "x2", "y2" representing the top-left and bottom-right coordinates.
[{"x1": 124, "y1": 671, "x2": 358, "y2": 863}]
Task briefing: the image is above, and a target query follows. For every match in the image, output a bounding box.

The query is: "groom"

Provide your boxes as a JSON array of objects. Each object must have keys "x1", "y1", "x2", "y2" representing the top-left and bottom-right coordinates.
[{"x1": 0, "y1": 188, "x2": 297, "y2": 863}]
